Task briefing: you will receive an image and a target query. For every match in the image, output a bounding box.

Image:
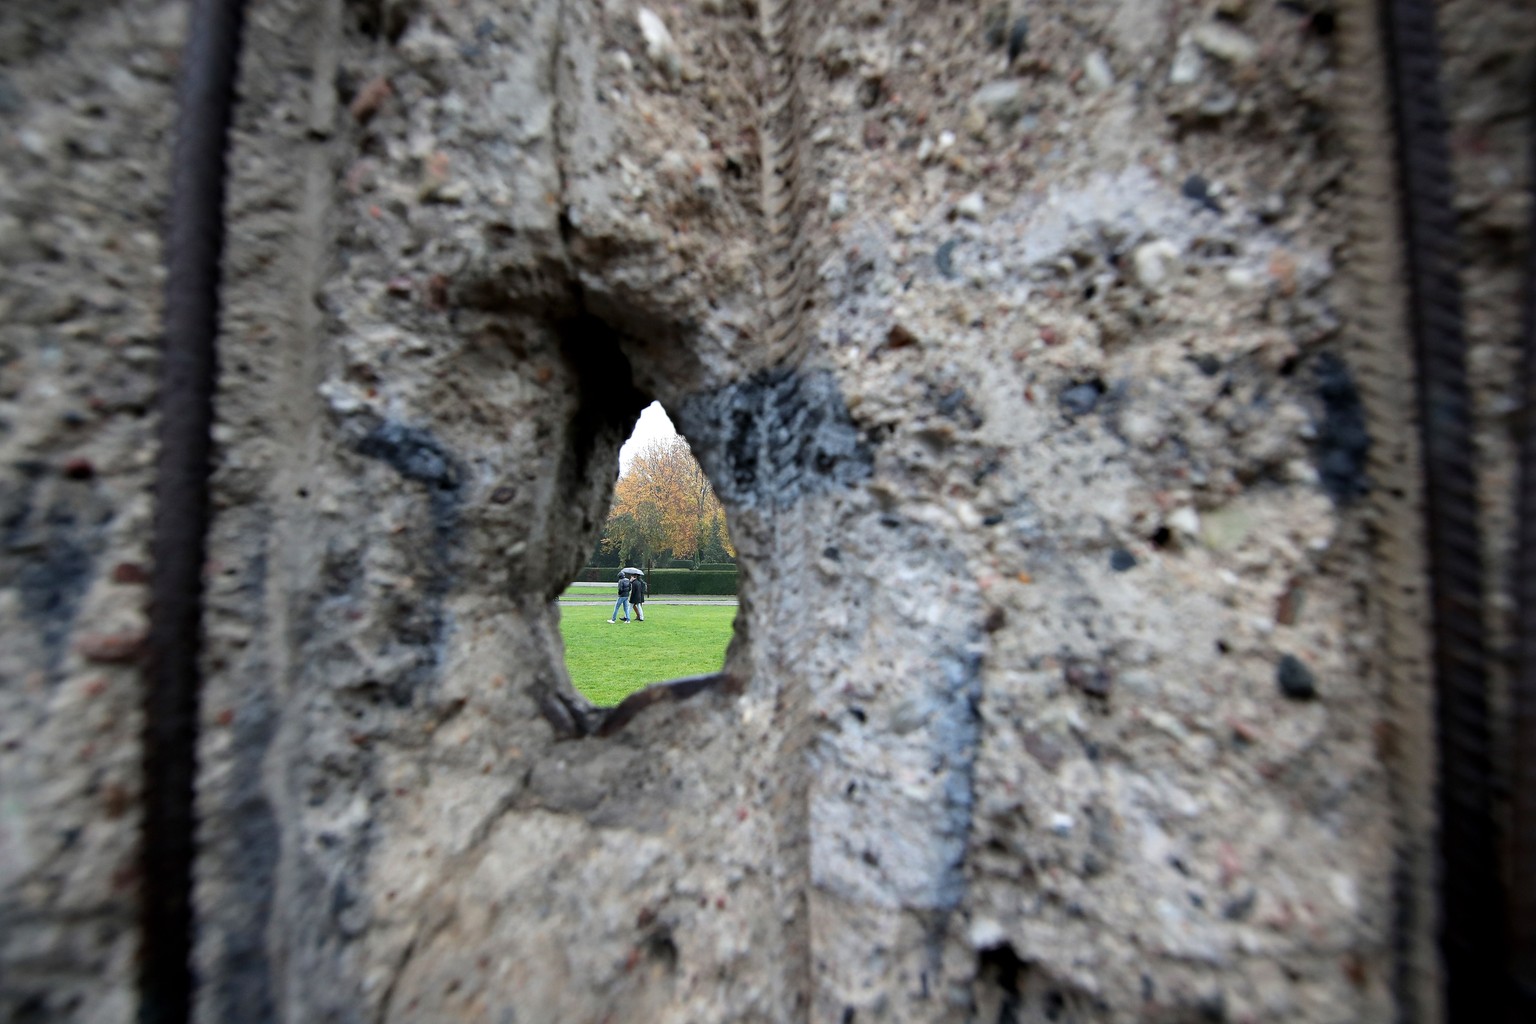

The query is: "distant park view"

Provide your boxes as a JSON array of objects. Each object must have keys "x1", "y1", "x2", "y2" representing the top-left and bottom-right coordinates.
[
  {"x1": 598, "y1": 432, "x2": 734, "y2": 571},
  {"x1": 559, "y1": 405, "x2": 737, "y2": 705}
]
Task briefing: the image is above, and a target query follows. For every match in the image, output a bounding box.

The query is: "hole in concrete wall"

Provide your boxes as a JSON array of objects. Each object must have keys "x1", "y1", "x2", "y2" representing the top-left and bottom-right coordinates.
[
  {"x1": 971, "y1": 942, "x2": 1109, "y2": 1024},
  {"x1": 556, "y1": 401, "x2": 739, "y2": 709},
  {"x1": 508, "y1": 257, "x2": 872, "y2": 737}
]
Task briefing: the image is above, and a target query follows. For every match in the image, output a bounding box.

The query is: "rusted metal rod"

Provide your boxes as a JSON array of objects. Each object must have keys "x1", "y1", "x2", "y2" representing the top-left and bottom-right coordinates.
[
  {"x1": 141, "y1": 1, "x2": 247, "y2": 1021},
  {"x1": 1379, "y1": 0, "x2": 1508, "y2": 1017}
]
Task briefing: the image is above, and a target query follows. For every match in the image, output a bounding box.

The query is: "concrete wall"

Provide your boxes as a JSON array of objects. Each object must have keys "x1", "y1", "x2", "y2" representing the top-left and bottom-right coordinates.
[
  {"x1": 1, "y1": 4, "x2": 183, "y2": 1019},
  {"x1": 1, "y1": 1, "x2": 1529, "y2": 1021}
]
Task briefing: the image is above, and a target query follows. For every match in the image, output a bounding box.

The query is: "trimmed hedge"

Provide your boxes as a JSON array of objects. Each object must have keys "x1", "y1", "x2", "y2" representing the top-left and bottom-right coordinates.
[
  {"x1": 587, "y1": 544, "x2": 620, "y2": 568},
  {"x1": 696, "y1": 562, "x2": 738, "y2": 572},
  {"x1": 639, "y1": 570, "x2": 737, "y2": 596}
]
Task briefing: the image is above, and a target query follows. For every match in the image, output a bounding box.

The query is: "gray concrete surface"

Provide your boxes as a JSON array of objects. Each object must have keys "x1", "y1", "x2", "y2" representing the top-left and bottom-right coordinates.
[{"x1": 0, "y1": 1, "x2": 1529, "y2": 1022}]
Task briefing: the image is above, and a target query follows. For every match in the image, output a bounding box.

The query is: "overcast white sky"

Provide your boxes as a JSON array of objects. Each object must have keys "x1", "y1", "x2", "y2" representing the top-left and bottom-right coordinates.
[{"x1": 618, "y1": 401, "x2": 677, "y2": 476}]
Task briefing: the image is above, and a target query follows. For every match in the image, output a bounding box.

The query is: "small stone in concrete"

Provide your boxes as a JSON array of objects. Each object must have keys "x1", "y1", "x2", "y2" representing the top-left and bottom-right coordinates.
[
  {"x1": 1023, "y1": 730, "x2": 1063, "y2": 771},
  {"x1": 1065, "y1": 661, "x2": 1113, "y2": 698},
  {"x1": 1084, "y1": 51, "x2": 1115, "y2": 92},
  {"x1": 77, "y1": 630, "x2": 147, "y2": 664},
  {"x1": 1192, "y1": 22, "x2": 1259, "y2": 65},
  {"x1": 1277, "y1": 654, "x2": 1318, "y2": 701},
  {"x1": 1007, "y1": 18, "x2": 1029, "y2": 63},
  {"x1": 1109, "y1": 548, "x2": 1137, "y2": 572},
  {"x1": 1168, "y1": 506, "x2": 1201, "y2": 539},
  {"x1": 935, "y1": 239, "x2": 959, "y2": 279},
  {"x1": 1120, "y1": 409, "x2": 1163, "y2": 450},
  {"x1": 637, "y1": 7, "x2": 680, "y2": 79},
  {"x1": 969, "y1": 916, "x2": 1008, "y2": 949},
  {"x1": 1132, "y1": 240, "x2": 1181, "y2": 291},
  {"x1": 1170, "y1": 35, "x2": 1204, "y2": 86},
  {"x1": 1181, "y1": 174, "x2": 1223, "y2": 213},
  {"x1": 112, "y1": 562, "x2": 149, "y2": 584},
  {"x1": 1223, "y1": 890, "x2": 1257, "y2": 920},
  {"x1": 972, "y1": 80, "x2": 1025, "y2": 123},
  {"x1": 1275, "y1": 580, "x2": 1303, "y2": 625},
  {"x1": 348, "y1": 76, "x2": 392, "y2": 124},
  {"x1": 1060, "y1": 381, "x2": 1104, "y2": 418},
  {"x1": 1199, "y1": 89, "x2": 1238, "y2": 119},
  {"x1": 955, "y1": 192, "x2": 985, "y2": 220},
  {"x1": 1201, "y1": 506, "x2": 1252, "y2": 552}
]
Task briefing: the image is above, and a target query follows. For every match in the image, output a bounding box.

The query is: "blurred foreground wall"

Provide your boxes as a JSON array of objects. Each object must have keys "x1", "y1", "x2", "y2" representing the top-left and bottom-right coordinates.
[{"x1": 1, "y1": 1, "x2": 1529, "y2": 1021}]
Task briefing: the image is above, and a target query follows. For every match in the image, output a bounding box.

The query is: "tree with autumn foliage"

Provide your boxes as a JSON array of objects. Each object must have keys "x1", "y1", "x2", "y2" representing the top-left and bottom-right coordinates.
[{"x1": 601, "y1": 437, "x2": 733, "y2": 569}]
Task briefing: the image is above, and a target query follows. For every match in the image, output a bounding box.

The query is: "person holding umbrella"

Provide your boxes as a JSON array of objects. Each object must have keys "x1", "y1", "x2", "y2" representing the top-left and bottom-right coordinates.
[
  {"x1": 608, "y1": 571, "x2": 632, "y2": 623},
  {"x1": 626, "y1": 569, "x2": 648, "y2": 622}
]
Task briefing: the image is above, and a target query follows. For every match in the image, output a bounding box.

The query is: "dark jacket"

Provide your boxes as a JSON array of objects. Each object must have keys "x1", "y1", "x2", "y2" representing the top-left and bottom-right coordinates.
[
  {"x1": 617, "y1": 577, "x2": 632, "y2": 599},
  {"x1": 630, "y1": 578, "x2": 647, "y2": 604}
]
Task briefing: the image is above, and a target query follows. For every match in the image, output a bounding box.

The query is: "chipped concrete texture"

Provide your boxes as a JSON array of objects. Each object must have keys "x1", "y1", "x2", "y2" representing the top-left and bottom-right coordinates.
[
  {"x1": 789, "y1": 2, "x2": 1392, "y2": 1017},
  {"x1": 2, "y1": 0, "x2": 1530, "y2": 1022},
  {"x1": 0, "y1": 2, "x2": 183, "y2": 1019}
]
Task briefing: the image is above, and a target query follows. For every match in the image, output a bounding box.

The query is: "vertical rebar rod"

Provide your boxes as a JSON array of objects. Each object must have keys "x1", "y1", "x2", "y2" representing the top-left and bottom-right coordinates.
[
  {"x1": 1510, "y1": 94, "x2": 1536, "y2": 1023},
  {"x1": 141, "y1": 1, "x2": 246, "y2": 1021},
  {"x1": 1380, "y1": 0, "x2": 1507, "y2": 1017}
]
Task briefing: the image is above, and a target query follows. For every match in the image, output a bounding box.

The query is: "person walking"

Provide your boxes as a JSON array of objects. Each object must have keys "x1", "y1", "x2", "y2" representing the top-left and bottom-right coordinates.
[
  {"x1": 629, "y1": 572, "x2": 648, "y2": 621},
  {"x1": 609, "y1": 573, "x2": 632, "y2": 623}
]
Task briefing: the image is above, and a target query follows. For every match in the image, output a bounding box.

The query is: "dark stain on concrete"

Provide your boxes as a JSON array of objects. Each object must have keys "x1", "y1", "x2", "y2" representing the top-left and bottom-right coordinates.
[
  {"x1": 1312, "y1": 352, "x2": 1370, "y2": 504},
  {"x1": 678, "y1": 368, "x2": 873, "y2": 511},
  {"x1": 1, "y1": 474, "x2": 109, "y2": 678},
  {"x1": 353, "y1": 419, "x2": 465, "y2": 706}
]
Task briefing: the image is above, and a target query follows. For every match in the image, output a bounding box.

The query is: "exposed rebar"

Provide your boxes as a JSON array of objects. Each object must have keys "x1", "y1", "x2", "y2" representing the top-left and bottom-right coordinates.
[{"x1": 141, "y1": 1, "x2": 247, "y2": 1021}]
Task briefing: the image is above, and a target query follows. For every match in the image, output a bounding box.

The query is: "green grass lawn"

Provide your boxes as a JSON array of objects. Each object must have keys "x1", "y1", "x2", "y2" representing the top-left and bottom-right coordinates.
[{"x1": 559, "y1": 604, "x2": 737, "y2": 706}]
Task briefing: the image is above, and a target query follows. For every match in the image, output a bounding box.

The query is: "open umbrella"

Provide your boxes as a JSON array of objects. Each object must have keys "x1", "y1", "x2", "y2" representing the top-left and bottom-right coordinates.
[{"x1": 620, "y1": 567, "x2": 644, "y2": 576}]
